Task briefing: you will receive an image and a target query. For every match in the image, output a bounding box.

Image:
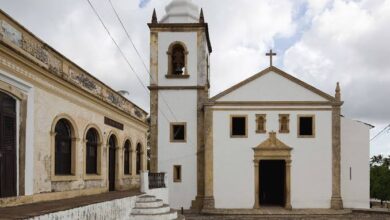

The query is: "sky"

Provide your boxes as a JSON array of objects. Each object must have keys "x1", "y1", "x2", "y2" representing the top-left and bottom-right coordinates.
[{"x1": 0, "y1": 0, "x2": 389, "y2": 156}]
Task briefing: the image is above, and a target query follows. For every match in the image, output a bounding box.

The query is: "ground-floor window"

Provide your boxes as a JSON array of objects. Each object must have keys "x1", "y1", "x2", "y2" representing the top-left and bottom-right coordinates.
[{"x1": 55, "y1": 119, "x2": 73, "y2": 175}]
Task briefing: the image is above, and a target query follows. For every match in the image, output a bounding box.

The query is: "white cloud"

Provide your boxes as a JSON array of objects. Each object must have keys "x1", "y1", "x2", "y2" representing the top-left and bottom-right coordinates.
[{"x1": 1, "y1": 0, "x2": 389, "y2": 155}]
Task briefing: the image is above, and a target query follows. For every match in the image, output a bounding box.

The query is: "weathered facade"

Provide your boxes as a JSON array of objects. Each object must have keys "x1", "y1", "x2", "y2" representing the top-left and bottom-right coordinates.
[
  {"x1": 149, "y1": 0, "x2": 372, "y2": 212},
  {"x1": 0, "y1": 10, "x2": 148, "y2": 207}
]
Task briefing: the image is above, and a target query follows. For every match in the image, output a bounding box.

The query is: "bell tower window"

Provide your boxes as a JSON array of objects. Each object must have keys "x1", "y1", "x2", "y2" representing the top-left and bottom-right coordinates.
[{"x1": 166, "y1": 42, "x2": 189, "y2": 78}]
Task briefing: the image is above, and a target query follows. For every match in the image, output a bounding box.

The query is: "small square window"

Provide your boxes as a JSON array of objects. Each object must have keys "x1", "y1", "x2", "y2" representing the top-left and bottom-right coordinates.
[
  {"x1": 279, "y1": 114, "x2": 290, "y2": 133},
  {"x1": 298, "y1": 115, "x2": 315, "y2": 137},
  {"x1": 173, "y1": 165, "x2": 182, "y2": 182},
  {"x1": 170, "y1": 123, "x2": 186, "y2": 142},
  {"x1": 231, "y1": 115, "x2": 247, "y2": 138},
  {"x1": 256, "y1": 114, "x2": 266, "y2": 133}
]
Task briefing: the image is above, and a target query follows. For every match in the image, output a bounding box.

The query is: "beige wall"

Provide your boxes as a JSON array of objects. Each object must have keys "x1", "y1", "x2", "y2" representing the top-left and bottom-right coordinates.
[{"x1": 0, "y1": 20, "x2": 148, "y2": 206}]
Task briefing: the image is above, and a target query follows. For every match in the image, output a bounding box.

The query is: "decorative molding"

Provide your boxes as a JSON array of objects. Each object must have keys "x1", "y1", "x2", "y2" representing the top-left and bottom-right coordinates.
[
  {"x1": 211, "y1": 108, "x2": 332, "y2": 111},
  {"x1": 255, "y1": 114, "x2": 266, "y2": 134},
  {"x1": 148, "y1": 23, "x2": 212, "y2": 53},
  {"x1": 212, "y1": 101, "x2": 334, "y2": 106},
  {"x1": 279, "y1": 114, "x2": 290, "y2": 134},
  {"x1": 0, "y1": 15, "x2": 147, "y2": 121},
  {"x1": 0, "y1": 55, "x2": 147, "y2": 129},
  {"x1": 253, "y1": 132, "x2": 292, "y2": 209},
  {"x1": 148, "y1": 85, "x2": 206, "y2": 90}
]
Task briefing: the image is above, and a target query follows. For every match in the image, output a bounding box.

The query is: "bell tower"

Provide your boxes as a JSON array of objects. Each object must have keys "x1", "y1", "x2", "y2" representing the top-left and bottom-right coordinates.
[{"x1": 148, "y1": 0, "x2": 212, "y2": 210}]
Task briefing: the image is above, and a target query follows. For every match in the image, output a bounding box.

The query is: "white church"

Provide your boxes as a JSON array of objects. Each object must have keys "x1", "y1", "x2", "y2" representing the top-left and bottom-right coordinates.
[{"x1": 148, "y1": 0, "x2": 371, "y2": 211}]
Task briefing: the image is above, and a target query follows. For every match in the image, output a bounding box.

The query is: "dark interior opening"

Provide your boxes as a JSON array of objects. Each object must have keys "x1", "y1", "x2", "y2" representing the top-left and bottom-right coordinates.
[
  {"x1": 232, "y1": 117, "x2": 246, "y2": 136},
  {"x1": 174, "y1": 165, "x2": 181, "y2": 181},
  {"x1": 260, "y1": 160, "x2": 285, "y2": 206},
  {"x1": 299, "y1": 117, "x2": 313, "y2": 136},
  {"x1": 173, "y1": 125, "x2": 185, "y2": 141}
]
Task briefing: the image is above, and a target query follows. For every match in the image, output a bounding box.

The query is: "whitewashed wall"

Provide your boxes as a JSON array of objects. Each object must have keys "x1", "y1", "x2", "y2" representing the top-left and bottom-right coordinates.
[
  {"x1": 158, "y1": 90, "x2": 197, "y2": 209},
  {"x1": 158, "y1": 32, "x2": 198, "y2": 87},
  {"x1": 213, "y1": 109, "x2": 333, "y2": 209},
  {"x1": 218, "y1": 72, "x2": 329, "y2": 102},
  {"x1": 29, "y1": 196, "x2": 137, "y2": 220},
  {"x1": 341, "y1": 117, "x2": 370, "y2": 209}
]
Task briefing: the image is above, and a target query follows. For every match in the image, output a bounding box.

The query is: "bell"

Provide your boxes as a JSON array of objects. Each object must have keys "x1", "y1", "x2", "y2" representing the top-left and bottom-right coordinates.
[{"x1": 175, "y1": 66, "x2": 183, "y2": 75}]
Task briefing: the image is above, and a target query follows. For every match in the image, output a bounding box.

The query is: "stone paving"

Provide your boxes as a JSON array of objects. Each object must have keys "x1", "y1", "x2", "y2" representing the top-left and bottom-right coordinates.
[
  {"x1": 184, "y1": 209, "x2": 390, "y2": 220},
  {"x1": 184, "y1": 213, "x2": 390, "y2": 220}
]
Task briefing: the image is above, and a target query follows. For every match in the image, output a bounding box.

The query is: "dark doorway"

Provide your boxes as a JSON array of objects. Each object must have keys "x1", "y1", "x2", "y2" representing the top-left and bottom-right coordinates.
[
  {"x1": 108, "y1": 135, "x2": 116, "y2": 191},
  {"x1": 0, "y1": 92, "x2": 17, "y2": 198},
  {"x1": 260, "y1": 160, "x2": 285, "y2": 206}
]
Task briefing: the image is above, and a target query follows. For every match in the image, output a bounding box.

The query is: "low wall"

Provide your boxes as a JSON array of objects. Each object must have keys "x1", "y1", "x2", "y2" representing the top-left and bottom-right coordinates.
[
  {"x1": 29, "y1": 196, "x2": 137, "y2": 220},
  {"x1": 141, "y1": 171, "x2": 169, "y2": 204}
]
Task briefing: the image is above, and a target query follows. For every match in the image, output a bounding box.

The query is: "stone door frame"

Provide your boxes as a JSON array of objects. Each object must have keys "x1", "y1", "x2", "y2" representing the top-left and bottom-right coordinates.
[{"x1": 253, "y1": 132, "x2": 292, "y2": 209}]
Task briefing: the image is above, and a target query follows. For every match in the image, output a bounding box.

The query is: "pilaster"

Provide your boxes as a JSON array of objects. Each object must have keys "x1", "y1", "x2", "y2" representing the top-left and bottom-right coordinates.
[
  {"x1": 149, "y1": 30, "x2": 159, "y2": 173},
  {"x1": 203, "y1": 105, "x2": 215, "y2": 209},
  {"x1": 331, "y1": 82, "x2": 343, "y2": 209}
]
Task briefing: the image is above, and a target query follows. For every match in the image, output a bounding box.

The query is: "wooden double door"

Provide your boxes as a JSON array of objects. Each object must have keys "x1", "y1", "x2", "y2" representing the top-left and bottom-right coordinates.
[{"x1": 0, "y1": 91, "x2": 17, "y2": 198}]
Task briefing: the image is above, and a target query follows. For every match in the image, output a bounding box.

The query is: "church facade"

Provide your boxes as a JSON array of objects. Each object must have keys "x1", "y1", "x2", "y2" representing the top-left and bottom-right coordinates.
[
  {"x1": 149, "y1": 0, "x2": 371, "y2": 211},
  {"x1": 0, "y1": 10, "x2": 148, "y2": 207}
]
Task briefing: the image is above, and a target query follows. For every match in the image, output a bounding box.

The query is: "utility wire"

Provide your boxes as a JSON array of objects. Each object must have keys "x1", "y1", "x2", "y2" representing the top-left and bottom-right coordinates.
[
  {"x1": 86, "y1": 0, "x2": 201, "y2": 163},
  {"x1": 370, "y1": 124, "x2": 390, "y2": 142},
  {"x1": 107, "y1": 0, "x2": 179, "y2": 122},
  {"x1": 84, "y1": 0, "x2": 171, "y2": 123}
]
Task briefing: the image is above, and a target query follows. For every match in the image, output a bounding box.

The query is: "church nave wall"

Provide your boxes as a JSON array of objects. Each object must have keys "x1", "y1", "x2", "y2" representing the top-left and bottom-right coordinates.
[{"x1": 212, "y1": 109, "x2": 333, "y2": 209}]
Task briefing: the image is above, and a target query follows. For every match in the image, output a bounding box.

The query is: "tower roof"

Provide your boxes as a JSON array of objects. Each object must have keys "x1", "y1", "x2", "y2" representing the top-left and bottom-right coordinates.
[{"x1": 160, "y1": 0, "x2": 199, "y2": 23}]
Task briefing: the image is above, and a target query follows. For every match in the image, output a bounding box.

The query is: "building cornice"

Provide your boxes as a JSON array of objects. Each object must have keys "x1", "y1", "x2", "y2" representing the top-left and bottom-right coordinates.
[
  {"x1": 0, "y1": 9, "x2": 148, "y2": 120},
  {"x1": 0, "y1": 45, "x2": 148, "y2": 129},
  {"x1": 148, "y1": 85, "x2": 206, "y2": 90},
  {"x1": 148, "y1": 22, "x2": 212, "y2": 53}
]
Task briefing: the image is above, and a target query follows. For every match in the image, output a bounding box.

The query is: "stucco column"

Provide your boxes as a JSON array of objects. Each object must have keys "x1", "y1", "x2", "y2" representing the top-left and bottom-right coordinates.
[
  {"x1": 203, "y1": 106, "x2": 215, "y2": 209},
  {"x1": 253, "y1": 159, "x2": 260, "y2": 209},
  {"x1": 285, "y1": 159, "x2": 292, "y2": 210},
  {"x1": 331, "y1": 83, "x2": 343, "y2": 209}
]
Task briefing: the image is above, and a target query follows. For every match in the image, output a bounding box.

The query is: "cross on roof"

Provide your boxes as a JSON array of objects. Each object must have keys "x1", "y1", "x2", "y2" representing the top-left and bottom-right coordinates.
[{"x1": 266, "y1": 49, "x2": 277, "y2": 66}]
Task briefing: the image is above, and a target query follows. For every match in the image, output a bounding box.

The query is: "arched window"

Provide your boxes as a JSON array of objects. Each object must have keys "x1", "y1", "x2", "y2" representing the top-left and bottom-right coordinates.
[
  {"x1": 123, "y1": 140, "x2": 131, "y2": 175},
  {"x1": 55, "y1": 119, "x2": 72, "y2": 175},
  {"x1": 167, "y1": 42, "x2": 188, "y2": 77},
  {"x1": 136, "y1": 143, "x2": 142, "y2": 175},
  {"x1": 172, "y1": 44, "x2": 185, "y2": 75},
  {"x1": 86, "y1": 128, "x2": 98, "y2": 174}
]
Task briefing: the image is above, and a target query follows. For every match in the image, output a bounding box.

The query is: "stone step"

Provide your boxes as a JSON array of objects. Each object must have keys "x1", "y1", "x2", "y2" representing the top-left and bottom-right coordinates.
[
  {"x1": 135, "y1": 199, "x2": 164, "y2": 208},
  {"x1": 131, "y1": 209, "x2": 178, "y2": 220},
  {"x1": 136, "y1": 195, "x2": 156, "y2": 203},
  {"x1": 175, "y1": 214, "x2": 186, "y2": 220},
  {"x1": 132, "y1": 204, "x2": 171, "y2": 215}
]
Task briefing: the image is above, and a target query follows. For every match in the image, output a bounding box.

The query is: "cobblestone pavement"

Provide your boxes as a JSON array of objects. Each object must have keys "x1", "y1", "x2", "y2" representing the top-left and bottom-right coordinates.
[{"x1": 184, "y1": 213, "x2": 390, "y2": 220}]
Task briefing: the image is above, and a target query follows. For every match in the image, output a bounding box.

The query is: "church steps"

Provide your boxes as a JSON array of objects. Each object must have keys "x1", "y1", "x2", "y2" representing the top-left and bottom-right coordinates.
[
  {"x1": 132, "y1": 204, "x2": 171, "y2": 214},
  {"x1": 131, "y1": 209, "x2": 178, "y2": 220},
  {"x1": 135, "y1": 199, "x2": 164, "y2": 208},
  {"x1": 130, "y1": 194, "x2": 184, "y2": 220},
  {"x1": 136, "y1": 195, "x2": 157, "y2": 202}
]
